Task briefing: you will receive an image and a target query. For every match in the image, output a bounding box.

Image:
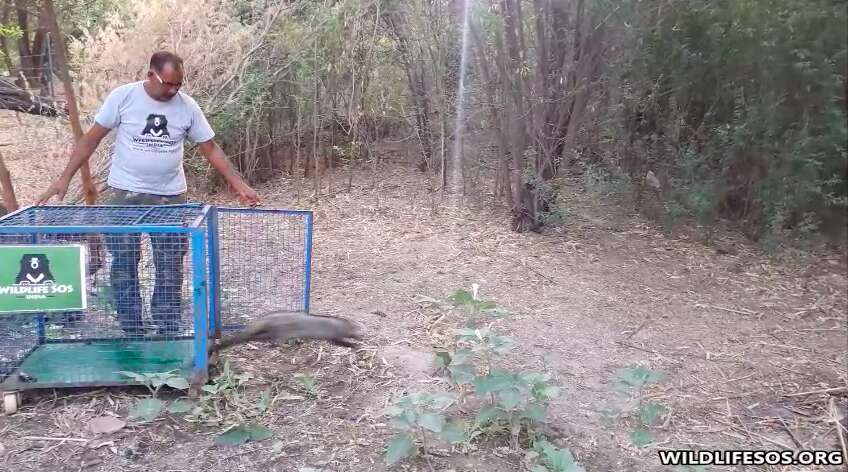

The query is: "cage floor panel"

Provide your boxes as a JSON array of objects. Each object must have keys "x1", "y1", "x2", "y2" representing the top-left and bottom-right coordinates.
[{"x1": 1, "y1": 340, "x2": 194, "y2": 389}]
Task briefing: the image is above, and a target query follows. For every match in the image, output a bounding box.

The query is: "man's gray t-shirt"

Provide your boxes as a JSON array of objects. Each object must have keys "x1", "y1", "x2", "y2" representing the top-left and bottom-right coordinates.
[{"x1": 94, "y1": 81, "x2": 215, "y2": 195}]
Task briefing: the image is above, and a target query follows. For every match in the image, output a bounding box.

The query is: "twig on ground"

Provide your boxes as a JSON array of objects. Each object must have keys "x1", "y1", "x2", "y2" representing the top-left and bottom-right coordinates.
[
  {"x1": 23, "y1": 437, "x2": 89, "y2": 443},
  {"x1": 829, "y1": 398, "x2": 848, "y2": 462},
  {"x1": 695, "y1": 304, "x2": 758, "y2": 316},
  {"x1": 725, "y1": 373, "x2": 756, "y2": 383},
  {"x1": 623, "y1": 317, "x2": 652, "y2": 341},
  {"x1": 757, "y1": 342, "x2": 811, "y2": 353},
  {"x1": 783, "y1": 386, "x2": 847, "y2": 398},
  {"x1": 615, "y1": 341, "x2": 681, "y2": 364},
  {"x1": 769, "y1": 361, "x2": 815, "y2": 379},
  {"x1": 745, "y1": 427, "x2": 794, "y2": 450},
  {"x1": 37, "y1": 439, "x2": 71, "y2": 457},
  {"x1": 778, "y1": 418, "x2": 803, "y2": 449},
  {"x1": 795, "y1": 328, "x2": 846, "y2": 332},
  {"x1": 427, "y1": 312, "x2": 448, "y2": 331},
  {"x1": 709, "y1": 392, "x2": 761, "y2": 402},
  {"x1": 713, "y1": 418, "x2": 793, "y2": 450},
  {"x1": 519, "y1": 258, "x2": 556, "y2": 283},
  {"x1": 719, "y1": 430, "x2": 748, "y2": 442}
]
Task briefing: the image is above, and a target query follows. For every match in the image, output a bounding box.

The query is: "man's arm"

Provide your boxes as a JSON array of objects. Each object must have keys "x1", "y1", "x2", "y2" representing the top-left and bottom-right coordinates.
[
  {"x1": 35, "y1": 124, "x2": 111, "y2": 205},
  {"x1": 196, "y1": 139, "x2": 261, "y2": 206},
  {"x1": 186, "y1": 94, "x2": 260, "y2": 206}
]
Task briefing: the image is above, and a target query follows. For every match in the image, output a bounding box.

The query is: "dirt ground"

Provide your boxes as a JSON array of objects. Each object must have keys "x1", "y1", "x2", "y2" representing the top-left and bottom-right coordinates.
[{"x1": 0, "y1": 111, "x2": 846, "y2": 472}]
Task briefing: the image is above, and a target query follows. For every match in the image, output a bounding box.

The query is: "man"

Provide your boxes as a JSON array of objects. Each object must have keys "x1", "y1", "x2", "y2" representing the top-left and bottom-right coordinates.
[{"x1": 37, "y1": 51, "x2": 261, "y2": 337}]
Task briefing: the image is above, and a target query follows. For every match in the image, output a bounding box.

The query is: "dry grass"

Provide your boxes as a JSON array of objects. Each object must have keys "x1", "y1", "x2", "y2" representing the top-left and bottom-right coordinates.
[
  {"x1": 68, "y1": 0, "x2": 257, "y2": 114},
  {"x1": 0, "y1": 118, "x2": 845, "y2": 472},
  {"x1": 0, "y1": 111, "x2": 75, "y2": 206}
]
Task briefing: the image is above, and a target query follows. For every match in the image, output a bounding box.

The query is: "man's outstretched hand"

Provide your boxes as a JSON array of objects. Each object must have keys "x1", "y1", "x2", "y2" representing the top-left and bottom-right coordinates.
[
  {"x1": 35, "y1": 178, "x2": 71, "y2": 206},
  {"x1": 197, "y1": 139, "x2": 262, "y2": 207},
  {"x1": 234, "y1": 183, "x2": 261, "y2": 207}
]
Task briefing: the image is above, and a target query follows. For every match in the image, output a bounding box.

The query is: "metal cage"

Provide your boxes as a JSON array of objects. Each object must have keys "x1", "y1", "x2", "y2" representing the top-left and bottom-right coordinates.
[{"x1": 0, "y1": 204, "x2": 313, "y2": 400}]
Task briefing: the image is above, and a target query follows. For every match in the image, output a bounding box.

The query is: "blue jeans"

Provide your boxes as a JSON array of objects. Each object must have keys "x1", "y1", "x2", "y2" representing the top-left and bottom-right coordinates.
[{"x1": 102, "y1": 188, "x2": 188, "y2": 336}]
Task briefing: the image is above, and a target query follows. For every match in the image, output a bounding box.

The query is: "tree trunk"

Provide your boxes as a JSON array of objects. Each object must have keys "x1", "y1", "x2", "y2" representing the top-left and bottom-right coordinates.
[
  {"x1": 312, "y1": 33, "x2": 320, "y2": 199},
  {"x1": 295, "y1": 103, "x2": 302, "y2": 203},
  {"x1": 382, "y1": 10, "x2": 434, "y2": 172},
  {"x1": 491, "y1": 25, "x2": 527, "y2": 228},
  {"x1": 43, "y1": 0, "x2": 97, "y2": 204},
  {"x1": 14, "y1": 0, "x2": 48, "y2": 89},
  {"x1": 469, "y1": 19, "x2": 512, "y2": 206},
  {"x1": 0, "y1": 150, "x2": 18, "y2": 215},
  {"x1": 44, "y1": 0, "x2": 103, "y2": 273}
]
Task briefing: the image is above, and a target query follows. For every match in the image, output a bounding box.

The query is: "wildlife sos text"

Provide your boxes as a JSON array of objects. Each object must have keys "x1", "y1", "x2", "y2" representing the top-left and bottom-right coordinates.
[{"x1": 657, "y1": 449, "x2": 844, "y2": 467}]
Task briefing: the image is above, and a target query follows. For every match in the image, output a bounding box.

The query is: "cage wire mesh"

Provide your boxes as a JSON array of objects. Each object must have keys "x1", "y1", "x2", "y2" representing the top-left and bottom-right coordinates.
[
  {"x1": 0, "y1": 205, "x2": 207, "y2": 388},
  {"x1": 0, "y1": 205, "x2": 313, "y2": 390},
  {"x1": 0, "y1": 204, "x2": 205, "y2": 227},
  {"x1": 215, "y1": 209, "x2": 311, "y2": 331}
]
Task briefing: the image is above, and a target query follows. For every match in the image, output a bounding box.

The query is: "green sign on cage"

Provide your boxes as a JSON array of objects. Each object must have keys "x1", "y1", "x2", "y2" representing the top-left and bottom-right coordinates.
[{"x1": 0, "y1": 245, "x2": 88, "y2": 313}]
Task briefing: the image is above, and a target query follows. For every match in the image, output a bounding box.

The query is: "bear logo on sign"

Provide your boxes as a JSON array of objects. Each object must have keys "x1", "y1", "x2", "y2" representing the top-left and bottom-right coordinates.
[
  {"x1": 15, "y1": 254, "x2": 55, "y2": 285},
  {"x1": 141, "y1": 113, "x2": 170, "y2": 138}
]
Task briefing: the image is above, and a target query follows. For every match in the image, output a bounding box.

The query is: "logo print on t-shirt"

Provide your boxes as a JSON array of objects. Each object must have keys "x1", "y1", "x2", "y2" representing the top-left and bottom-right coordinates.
[{"x1": 141, "y1": 113, "x2": 170, "y2": 138}]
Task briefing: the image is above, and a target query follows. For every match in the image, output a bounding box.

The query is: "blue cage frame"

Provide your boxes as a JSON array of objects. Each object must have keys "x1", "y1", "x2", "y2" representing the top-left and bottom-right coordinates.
[{"x1": 0, "y1": 204, "x2": 314, "y2": 393}]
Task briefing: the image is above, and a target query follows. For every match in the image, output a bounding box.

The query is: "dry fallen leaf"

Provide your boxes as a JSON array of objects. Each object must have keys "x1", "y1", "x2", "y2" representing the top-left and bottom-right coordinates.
[{"x1": 88, "y1": 416, "x2": 126, "y2": 435}]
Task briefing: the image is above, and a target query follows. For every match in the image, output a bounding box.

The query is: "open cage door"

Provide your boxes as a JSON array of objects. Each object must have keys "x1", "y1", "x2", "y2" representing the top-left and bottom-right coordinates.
[{"x1": 209, "y1": 207, "x2": 314, "y2": 337}]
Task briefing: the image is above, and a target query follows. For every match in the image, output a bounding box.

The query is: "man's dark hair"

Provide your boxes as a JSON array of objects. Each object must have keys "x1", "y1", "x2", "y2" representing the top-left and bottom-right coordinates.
[{"x1": 149, "y1": 51, "x2": 184, "y2": 72}]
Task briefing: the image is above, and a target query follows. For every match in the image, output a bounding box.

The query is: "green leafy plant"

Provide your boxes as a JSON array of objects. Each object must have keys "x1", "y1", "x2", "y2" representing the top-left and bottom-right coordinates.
[
  {"x1": 117, "y1": 370, "x2": 191, "y2": 422},
  {"x1": 407, "y1": 287, "x2": 567, "y2": 465},
  {"x1": 613, "y1": 365, "x2": 665, "y2": 392},
  {"x1": 472, "y1": 370, "x2": 560, "y2": 448},
  {"x1": 448, "y1": 287, "x2": 508, "y2": 322},
  {"x1": 601, "y1": 365, "x2": 668, "y2": 447},
  {"x1": 294, "y1": 373, "x2": 318, "y2": 396},
  {"x1": 526, "y1": 437, "x2": 586, "y2": 472},
  {"x1": 184, "y1": 360, "x2": 270, "y2": 426},
  {"x1": 455, "y1": 326, "x2": 514, "y2": 353},
  {"x1": 0, "y1": 23, "x2": 23, "y2": 40},
  {"x1": 435, "y1": 289, "x2": 514, "y2": 404},
  {"x1": 197, "y1": 361, "x2": 252, "y2": 397},
  {"x1": 214, "y1": 421, "x2": 273, "y2": 446},
  {"x1": 435, "y1": 287, "x2": 561, "y2": 447},
  {"x1": 435, "y1": 326, "x2": 514, "y2": 389},
  {"x1": 383, "y1": 392, "x2": 467, "y2": 467},
  {"x1": 160, "y1": 360, "x2": 274, "y2": 446}
]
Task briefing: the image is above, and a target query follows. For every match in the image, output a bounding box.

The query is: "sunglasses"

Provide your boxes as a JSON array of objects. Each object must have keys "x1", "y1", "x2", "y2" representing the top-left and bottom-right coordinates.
[{"x1": 152, "y1": 70, "x2": 183, "y2": 88}]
